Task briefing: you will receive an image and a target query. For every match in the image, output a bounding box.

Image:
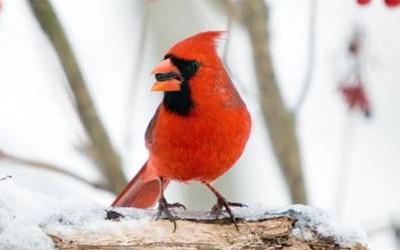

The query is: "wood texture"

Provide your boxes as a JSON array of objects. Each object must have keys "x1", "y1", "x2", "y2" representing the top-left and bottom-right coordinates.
[{"x1": 49, "y1": 217, "x2": 367, "y2": 250}]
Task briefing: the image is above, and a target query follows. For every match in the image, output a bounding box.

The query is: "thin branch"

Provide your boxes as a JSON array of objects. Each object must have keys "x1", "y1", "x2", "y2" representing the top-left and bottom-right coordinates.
[
  {"x1": 363, "y1": 216, "x2": 400, "y2": 241},
  {"x1": 28, "y1": 0, "x2": 127, "y2": 194},
  {"x1": 125, "y1": 0, "x2": 150, "y2": 150},
  {"x1": 0, "y1": 149, "x2": 107, "y2": 190},
  {"x1": 0, "y1": 175, "x2": 12, "y2": 182},
  {"x1": 222, "y1": 0, "x2": 236, "y2": 64},
  {"x1": 367, "y1": 224, "x2": 395, "y2": 236},
  {"x1": 239, "y1": 0, "x2": 307, "y2": 204},
  {"x1": 293, "y1": 0, "x2": 318, "y2": 114},
  {"x1": 214, "y1": 0, "x2": 249, "y2": 98},
  {"x1": 335, "y1": 112, "x2": 356, "y2": 215}
]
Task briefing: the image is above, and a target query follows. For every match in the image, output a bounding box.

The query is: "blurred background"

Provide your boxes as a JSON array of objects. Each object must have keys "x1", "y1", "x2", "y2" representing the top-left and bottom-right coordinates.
[{"x1": 0, "y1": 0, "x2": 399, "y2": 249}]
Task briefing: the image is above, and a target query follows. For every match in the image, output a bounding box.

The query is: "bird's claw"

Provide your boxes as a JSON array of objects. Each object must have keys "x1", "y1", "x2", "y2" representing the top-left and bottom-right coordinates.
[
  {"x1": 167, "y1": 202, "x2": 187, "y2": 210},
  {"x1": 211, "y1": 200, "x2": 247, "y2": 217},
  {"x1": 210, "y1": 197, "x2": 246, "y2": 231},
  {"x1": 156, "y1": 196, "x2": 185, "y2": 233}
]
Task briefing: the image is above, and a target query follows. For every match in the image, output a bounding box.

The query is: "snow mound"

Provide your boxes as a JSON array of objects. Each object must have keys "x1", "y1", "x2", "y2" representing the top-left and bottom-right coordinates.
[
  {"x1": 0, "y1": 178, "x2": 367, "y2": 249},
  {"x1": 159, "y1": 203, "x2": 367, "y2": 247},
  {"x1": 0, "y1": 178, "x2": 147, "y2": 250},
  {"x1": 265, "y1": 204, "x2": 368, "y2": 247}
]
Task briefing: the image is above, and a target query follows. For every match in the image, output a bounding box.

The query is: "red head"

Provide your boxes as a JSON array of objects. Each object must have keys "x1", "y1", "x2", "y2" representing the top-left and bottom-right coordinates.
[
  {"x1": 151, "y1": 31, "x2": 225, "y2": 93},
  {"x1": 166, "y1": 31, "x2": 225, "y2": 63}
]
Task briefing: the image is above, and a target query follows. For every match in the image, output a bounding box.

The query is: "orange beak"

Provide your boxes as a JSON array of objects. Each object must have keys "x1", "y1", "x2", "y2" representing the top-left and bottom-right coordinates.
[{"x1": 151, "y1": 58, "x2": 182, "y2": 92}]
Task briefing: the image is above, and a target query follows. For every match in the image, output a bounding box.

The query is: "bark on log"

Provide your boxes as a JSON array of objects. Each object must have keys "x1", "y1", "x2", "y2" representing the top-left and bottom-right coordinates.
[{"x1": 49, "y1": 215, "x2": 368, "y2": 250}]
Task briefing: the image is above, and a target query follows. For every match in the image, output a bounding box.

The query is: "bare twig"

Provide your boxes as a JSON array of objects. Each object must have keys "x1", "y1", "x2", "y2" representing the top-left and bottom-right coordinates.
[
  {"x1": 239, "y1": 0, "x2": 307, "y2": 204},
  {"x1": 221, "y1": 0, "x2": 236, "y2": 63},
  {"x1": 293, "y1": 0, "x2": 318, "y2": 113},
  {"x1": 0, "y1": 149, "x2": 107, "y2": 190},
  {"x1": 213, "y1": 0, "x2": 249, "y2": 99},
  {"x1": 73, "y1": 139, "x2": 104, "y2": 170},
  {"x1": 336, "y1": 29, "x2": 369, "y2": 213},
  {"x1": 125, "y1": 0, "x2": 150, "y2": 149},
  {"x1": 335, "y1": 112, "x2": 356, "y2": 214},
  {"x1": 364, "y1": 216, "x2": 400, "y2": 241},
  {"x1": 0, "y1": 175, "x2": 12, "y2": 182},
  {"x1": 29, "y1": 0, "x2": 127, "y2": 193}
]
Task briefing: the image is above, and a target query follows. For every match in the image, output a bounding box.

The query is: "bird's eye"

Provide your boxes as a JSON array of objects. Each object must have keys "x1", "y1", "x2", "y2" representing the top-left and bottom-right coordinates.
[{"x1": 187, "y1": 61, "x2": 199, "y2": 73}]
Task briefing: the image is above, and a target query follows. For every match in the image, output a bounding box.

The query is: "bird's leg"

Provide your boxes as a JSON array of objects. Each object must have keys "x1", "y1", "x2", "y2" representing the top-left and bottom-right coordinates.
[
  {"x1": 205, "y1": 183, "x2": 247, "y2": 231},
  {"x1": 156, "y1": 177, "x2": 186, "y2": 232}
]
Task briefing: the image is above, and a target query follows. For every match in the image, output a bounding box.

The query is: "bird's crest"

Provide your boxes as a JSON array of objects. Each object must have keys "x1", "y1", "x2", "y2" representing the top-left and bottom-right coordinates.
[{"x1": 166, "y1": 31, "x2": 225, "y2": 62}]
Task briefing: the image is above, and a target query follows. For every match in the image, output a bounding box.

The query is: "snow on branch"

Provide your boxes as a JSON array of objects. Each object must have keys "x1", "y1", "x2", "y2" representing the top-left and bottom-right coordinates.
[{"x1": 0, "y1": 179, "x2": 367, "y2": 249}]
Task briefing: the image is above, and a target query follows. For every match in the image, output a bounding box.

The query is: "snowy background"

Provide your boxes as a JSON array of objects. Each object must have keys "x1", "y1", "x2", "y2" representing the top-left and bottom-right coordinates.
[{"x1": 0, "y1": 0, "x2": 399, "y2": 249}]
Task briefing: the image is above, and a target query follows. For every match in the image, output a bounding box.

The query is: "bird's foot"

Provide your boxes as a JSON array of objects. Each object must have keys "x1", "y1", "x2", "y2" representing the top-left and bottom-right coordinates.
[
  {"x1": 166, "y1": 202, "x2": 187, "y2": 210},
  {"x1": 210, "y1": 197, "x2": 247, "y2": 231},
  {"x1": 156, "y1": 196, "x2": 186, "y2": 232}
]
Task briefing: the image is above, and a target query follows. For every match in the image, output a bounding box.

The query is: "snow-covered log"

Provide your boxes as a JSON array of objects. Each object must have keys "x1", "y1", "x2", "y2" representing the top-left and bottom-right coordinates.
[
  {"x1": 0, "y1": 179, "x2": 368, "y2": 249},
  {"x1": 50, "y1": 216, "x2": 367, "y2": 250}
]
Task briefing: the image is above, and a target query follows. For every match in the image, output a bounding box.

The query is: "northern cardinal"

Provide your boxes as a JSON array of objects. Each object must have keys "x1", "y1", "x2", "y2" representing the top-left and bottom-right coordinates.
[{"x1": 112, "y1": 31, "x2": 251, "y2": 230}]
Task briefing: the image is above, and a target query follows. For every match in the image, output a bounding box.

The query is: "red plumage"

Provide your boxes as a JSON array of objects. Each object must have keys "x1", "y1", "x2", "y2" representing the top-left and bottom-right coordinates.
[
  {"x1": 384, "y1": 0, "x2": 400, "y2": 7},
  {"x1": 112, "y1": 31, "x2": 251, "y2": 216},
  {"x1": 356, "y1": 0, "x2": 371, "y2": 5}
]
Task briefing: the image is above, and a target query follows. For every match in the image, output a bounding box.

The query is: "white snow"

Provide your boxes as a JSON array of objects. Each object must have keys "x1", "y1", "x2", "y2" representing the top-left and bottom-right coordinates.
[
  {"x1": 280, "y1": 205, "x2": 368, "y2": 247},
  {"x1": 0, "y1": 179, "x2": 366, "y2": 249},
  {"x1": 0, "y1": 178, "x2": 148, "y2": 250},
  {"x1": 223, "y1": 203, "x2": 367, "y2": 247}
]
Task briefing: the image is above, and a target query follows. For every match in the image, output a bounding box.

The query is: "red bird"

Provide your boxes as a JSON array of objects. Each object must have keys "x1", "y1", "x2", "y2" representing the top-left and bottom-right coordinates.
[{"x1": 112, "y1": 31, "x2": 251, "y2": 230}]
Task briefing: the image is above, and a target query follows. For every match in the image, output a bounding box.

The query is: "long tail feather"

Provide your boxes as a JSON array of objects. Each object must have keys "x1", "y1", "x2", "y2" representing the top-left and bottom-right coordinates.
[{"x1": 111, "y1": 162, "x2": 169, "y2": 208}]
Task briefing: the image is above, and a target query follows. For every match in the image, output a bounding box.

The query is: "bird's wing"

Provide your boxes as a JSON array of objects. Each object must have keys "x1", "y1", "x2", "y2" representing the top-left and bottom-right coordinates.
[{"x1": 145, "y1": 105, "x2": 161, "y2": 149}]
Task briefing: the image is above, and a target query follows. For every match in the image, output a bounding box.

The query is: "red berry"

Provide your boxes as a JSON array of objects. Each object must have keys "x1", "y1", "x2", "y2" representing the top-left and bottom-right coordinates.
[
  {"x1": 385, "y1": 0, "x2": 400, "y2": 7},
  {"x1": 339, "y1": 83, "x2": 371, "y2": 117},
  {"x1": 357, "y1": 0, "x2": 372, "y2": 5}
]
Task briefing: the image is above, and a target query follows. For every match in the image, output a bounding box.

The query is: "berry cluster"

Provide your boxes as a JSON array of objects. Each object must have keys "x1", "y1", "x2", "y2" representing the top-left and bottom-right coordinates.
[
  {"x1": 357, "y1": 0, "x2": 400, "y2": 7},
  {"x1": 339, "y1": 84, "x2": 371, "y2": 117},
  {"x1": 338, "y1": 30, "x2": 372, "y2": 118}
]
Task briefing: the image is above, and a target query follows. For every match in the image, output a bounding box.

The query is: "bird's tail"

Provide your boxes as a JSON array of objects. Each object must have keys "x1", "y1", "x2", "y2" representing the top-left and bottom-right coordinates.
[{"x1": 111, "y1": 162, "x2": 169, "y2": 208}]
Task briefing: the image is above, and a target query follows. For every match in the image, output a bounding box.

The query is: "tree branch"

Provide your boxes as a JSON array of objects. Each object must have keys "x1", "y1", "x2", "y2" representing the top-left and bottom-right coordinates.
[
  {"x1": 125, "y1": 0, "x2": 150, "y2": 150},
  {"x1": 293, "y1": 0, "x2": 318, "y2": 113},
  {"x1": 0, "y1": 149, "x2": 107, "y2": 190},
  {"x1": 28, "y1": 0, "x2": 127, "y2": 193},
  {"x1": 239, "y1": 0, "x2": 308, "y2": 204},
  {"x1": 221, "y1": 0, "x2": 236, "y2": 63}
]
